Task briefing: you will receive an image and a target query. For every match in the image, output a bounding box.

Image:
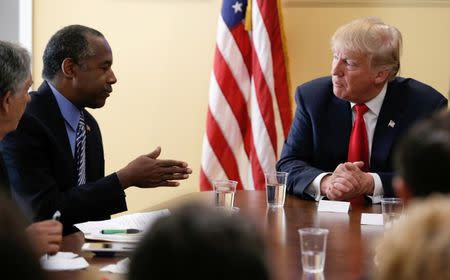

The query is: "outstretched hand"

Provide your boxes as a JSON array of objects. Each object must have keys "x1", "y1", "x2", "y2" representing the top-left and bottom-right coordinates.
[{"x1": 117, "y1": 146, "x2": 192, "y2": 189}]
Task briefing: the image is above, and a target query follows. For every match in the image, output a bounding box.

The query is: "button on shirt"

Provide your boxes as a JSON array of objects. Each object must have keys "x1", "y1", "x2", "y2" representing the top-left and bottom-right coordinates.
[
  {"x1": 305, "y1": 83, "x2": 387, "y2": 203},
  {"x1": 48, "y1": 82, "x2": 82, "y2": 157}
]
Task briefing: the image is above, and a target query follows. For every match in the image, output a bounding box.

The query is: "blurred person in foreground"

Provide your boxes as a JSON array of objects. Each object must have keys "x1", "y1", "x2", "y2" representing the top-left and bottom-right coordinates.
[
  {"x1": 0, "y1": 40, "x2": 62, "y2": 256},
  {"x1": 0, "y1": 25, "x2": 192, "y2": 235},
  {"x1": 0, "y1": 194, "x2": 46, "y2": 279},
  {"x1": 393, "y1": 110, "x2": 450, "y2": 203},
  {"x1": 277, "y1": 17, "x2": 447, "y2": 206},
  {"x1": 128, "y1": 203, "x2": 270, "y2": 280},
  {"x1": 374, "y1": 195, "x2": 450, "y2": 280}
]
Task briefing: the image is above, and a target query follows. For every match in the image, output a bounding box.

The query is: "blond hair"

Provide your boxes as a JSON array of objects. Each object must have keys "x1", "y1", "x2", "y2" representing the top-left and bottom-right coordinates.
[
  {"x1": 331, "y1": 17, "x2": 402, "y2": 80},
  {"x1": 374, "y1": 195, "x2": 450, "y2": 280}
]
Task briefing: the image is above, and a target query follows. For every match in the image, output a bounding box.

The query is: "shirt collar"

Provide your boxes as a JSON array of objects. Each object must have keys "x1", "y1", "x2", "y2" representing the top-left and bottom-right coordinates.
[
  {"x1": 47, "y1": 81, "x2": 81, "y2": 132},
  {"x1": 350, "y1": 82, "x2": 387, "y2": 116}
]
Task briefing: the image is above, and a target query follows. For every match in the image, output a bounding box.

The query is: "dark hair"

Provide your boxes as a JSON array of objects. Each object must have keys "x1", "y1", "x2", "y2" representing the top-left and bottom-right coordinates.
[
  {"x1": 0, "y1": 192, "x2": 46, "y2": 280},
  {"x1": 394, "y1": 110, "x2": 450, "y2": 197},
  {"x1": 0, "y1": 40, "x2": 31, "y2": 97},
  {"x1": 42, "y1": 24, "x2": 104, "y2": 80},
  {"x1": 129, "y1": 203, "x2": 270, "y2": 280}
]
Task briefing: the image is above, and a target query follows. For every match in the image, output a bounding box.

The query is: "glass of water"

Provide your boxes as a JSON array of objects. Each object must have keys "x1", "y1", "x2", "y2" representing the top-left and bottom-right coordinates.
[
  {"x1": 265, "y1": 171, "x2": 288, "y2": 208},
  {"x1": 381, "y1": 197, "x2": 403, "y2": 228},
  {"x1": 298, "y1": 228, "x2": 329, "y2": 273},
  {"x1": 212, "y1": 179, "x2": 238, "y2": 209}
]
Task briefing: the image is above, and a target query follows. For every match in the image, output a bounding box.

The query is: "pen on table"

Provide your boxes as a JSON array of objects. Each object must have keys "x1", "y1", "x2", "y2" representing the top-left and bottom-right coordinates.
[
  {"x1": 101, "y1": 229, "x2": 141, "y2": 234},
  {"x1": 46, "y1": 210, "x2": 61, "y2": 260}
]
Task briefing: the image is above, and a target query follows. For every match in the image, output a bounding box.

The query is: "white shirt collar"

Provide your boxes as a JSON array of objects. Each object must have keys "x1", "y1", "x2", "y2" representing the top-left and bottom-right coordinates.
[{"x1": 350, "y1": 82, "x2": 387, "y2": 116}]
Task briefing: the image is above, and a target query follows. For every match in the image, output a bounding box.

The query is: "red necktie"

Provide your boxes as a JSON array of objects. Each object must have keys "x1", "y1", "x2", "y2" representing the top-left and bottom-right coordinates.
[{"x1": 348, "y1": 104, "x2": 369, "y2": 207}]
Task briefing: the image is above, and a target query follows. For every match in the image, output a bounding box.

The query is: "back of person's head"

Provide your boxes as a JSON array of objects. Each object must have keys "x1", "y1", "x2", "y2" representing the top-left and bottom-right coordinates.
[
  {"x1": 374, "y1": 195, "x2": 450, "y2": 280},
  {"x1": 394, "y1": 110, "x2": 450, "y2": 198},
  {"x1": 331, "y1": 17, "x2": 402, "y2": 80},
  {"x1": 0, "y1": 192, "x2": 46, "y2": 280},
  {"x1": 0, "y1": 40, "x2": 31, "y2": 97},
  {"x1": 42, "y1": 24, "x2": 104, "y2": 80},
  {"x1": 128, "y1": 203, "x2": 270, "y2": 280}
]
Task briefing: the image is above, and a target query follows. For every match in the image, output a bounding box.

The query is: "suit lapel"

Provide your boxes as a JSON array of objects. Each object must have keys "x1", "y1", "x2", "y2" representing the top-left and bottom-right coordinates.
[
  {"x1": 371, "y1": 81, "x2": 404, "y2": 170},
  {"x1": 327, "y1": 95, "x2": 352, "y2": 162},
  {"x1": 35, "y1": 82, "x2": 75, "y2": 174}
]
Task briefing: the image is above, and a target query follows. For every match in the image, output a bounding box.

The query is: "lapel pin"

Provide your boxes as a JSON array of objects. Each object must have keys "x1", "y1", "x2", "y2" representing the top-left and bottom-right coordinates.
[
  {"x1": 86, "y1": 125, "x2": 91, "y2": 132},
  {"x1": 388, "y1": 120, "x2": 395, "y2": 128}
]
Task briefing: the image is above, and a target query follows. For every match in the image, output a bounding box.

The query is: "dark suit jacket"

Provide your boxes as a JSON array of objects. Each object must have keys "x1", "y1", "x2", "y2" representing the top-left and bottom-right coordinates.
[
  {"x1": 0, "y1": 81, "x2": 127, "y2": 234},
  {"x1": 276, "y1": 76, "x2": 448, "y2": 199}
]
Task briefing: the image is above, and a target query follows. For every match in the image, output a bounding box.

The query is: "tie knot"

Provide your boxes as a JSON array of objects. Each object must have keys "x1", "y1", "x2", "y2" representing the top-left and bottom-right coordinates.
[{"x1": 354, "y1": 104, "x2": 369, "y2": 115}]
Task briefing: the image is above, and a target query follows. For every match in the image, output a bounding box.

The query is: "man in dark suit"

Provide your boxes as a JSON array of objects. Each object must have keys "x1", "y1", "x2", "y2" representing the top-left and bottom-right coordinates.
[
  {"x1": 277, "y1": 17, "x2": 447, "y2": 204},
  {"x1": 0, "y1": 40, "x2": 62, "y2": 255},
  {"x1": 1, "y1": 25, "x2": 192, "y2": 234}
]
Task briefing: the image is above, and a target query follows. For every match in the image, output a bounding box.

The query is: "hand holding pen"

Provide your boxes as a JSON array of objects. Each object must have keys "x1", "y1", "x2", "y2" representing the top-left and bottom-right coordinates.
[{"x1": 26, "y1": 210, "x2": 63, "y2": 257}]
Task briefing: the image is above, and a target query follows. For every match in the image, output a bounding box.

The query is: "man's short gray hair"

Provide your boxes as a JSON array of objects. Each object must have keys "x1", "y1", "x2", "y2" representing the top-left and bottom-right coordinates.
[{"x1": 0, "y1": 41, "x2": 31, "y2": 97}]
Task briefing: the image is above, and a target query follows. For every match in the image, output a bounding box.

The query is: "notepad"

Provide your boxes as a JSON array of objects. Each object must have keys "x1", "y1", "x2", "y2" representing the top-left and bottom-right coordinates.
[
  {"x1": 40, "y1": 252, "x2": 89, "y2": 271},
  {"x1": 75, "y1": 209, "x2": 170, "y2": 242}
]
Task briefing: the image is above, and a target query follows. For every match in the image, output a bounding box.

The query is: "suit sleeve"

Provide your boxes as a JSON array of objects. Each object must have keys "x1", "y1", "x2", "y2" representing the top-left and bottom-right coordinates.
[
  {"x1": 377, "y1": 90, "x2": 447, "y2": 197},
  {"x1": 276, "y1": 87, "x2": 325, "y2": 199},
  {"x1": 1, "y1": 113, "x2": 127, "y2": 232}
]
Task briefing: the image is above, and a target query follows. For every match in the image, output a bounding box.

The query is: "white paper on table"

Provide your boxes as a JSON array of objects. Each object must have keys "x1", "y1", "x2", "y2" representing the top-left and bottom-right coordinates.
[
  {"x1": 361, "y1": 213, "x2": 384, "y2": 226},
  {"x1": 40, "y1": 252, "x2": 89, "y2": 271},
  {"x1": 317, "y1": 200, "x2": 350, "y2": 213},
  {"x1": 100, "y1": 257, "x2": 130, "y2": 274},
  {"x1": 75, "y1": 209, "x2": 170, "y2": 242}
]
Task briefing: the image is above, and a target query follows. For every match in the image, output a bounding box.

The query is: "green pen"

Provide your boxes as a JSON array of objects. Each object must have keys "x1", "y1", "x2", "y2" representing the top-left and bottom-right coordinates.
[{"x1": 101, "y1": 229, "x2": 141, "y2": 234}]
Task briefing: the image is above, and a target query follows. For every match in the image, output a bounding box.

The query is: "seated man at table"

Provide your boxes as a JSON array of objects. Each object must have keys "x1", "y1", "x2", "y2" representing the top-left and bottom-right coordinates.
[
  {"x1": 128, "y1": 203, "x2": 270, "y2": 280},
  {"x1": 374, "y1": 195, "x2": 450, "y2": 280},
  {"x1": 393, "y1": 110, "x2": 450, "y2": 203},
  {"x1": 0, "y1": 25, "x2": 192, "y2": 235},
  {"x1": 276, "y1": 17, "x2": 447, "y2": 205},
  {"x1": 0, "y1": 40, "x2": 62, "y2": 256}
]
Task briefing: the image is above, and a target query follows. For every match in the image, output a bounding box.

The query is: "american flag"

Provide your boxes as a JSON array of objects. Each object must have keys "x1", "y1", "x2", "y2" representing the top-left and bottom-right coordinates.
[{"x1": 200, "y1": 0, "x2": 292, "y2": 191}]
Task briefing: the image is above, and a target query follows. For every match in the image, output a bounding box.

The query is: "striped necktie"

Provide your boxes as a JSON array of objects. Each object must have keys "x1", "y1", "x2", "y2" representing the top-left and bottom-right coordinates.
[{"x1": 75, "y1": 111, "x2": 86, "y2": 186}]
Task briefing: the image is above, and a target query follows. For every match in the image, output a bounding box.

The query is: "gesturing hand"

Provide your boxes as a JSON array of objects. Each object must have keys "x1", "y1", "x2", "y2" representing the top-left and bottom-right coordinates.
[{"x1": 117, "y1": 146, "x2": 192, "y2": 189}]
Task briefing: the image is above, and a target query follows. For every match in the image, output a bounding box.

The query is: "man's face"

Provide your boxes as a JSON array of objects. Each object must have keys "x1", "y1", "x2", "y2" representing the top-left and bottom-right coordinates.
[
  {"x1": 9, "y1": 75, "x2": 32, "y2": 130},
  {"x1": 331, "y1": 49, "x2": 379, "y2": 104},
  {"x1": 72, "y1": 34, "x2": 117, "y2": 109}
]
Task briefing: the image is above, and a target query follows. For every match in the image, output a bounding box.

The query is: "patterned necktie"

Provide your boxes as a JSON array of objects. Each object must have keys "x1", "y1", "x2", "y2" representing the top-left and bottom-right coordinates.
[
  {"x1": 348, "y1": 104, "x2": 369, "y2": 207},
  {"x1": 75, "y1": 111, "x2": 86, "y2": 186}
]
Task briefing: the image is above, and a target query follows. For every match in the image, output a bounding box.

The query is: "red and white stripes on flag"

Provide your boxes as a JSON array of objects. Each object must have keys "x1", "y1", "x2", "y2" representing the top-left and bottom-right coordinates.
[{"x1": 200, "y1": 0, "x2": 292, "y2": 191}]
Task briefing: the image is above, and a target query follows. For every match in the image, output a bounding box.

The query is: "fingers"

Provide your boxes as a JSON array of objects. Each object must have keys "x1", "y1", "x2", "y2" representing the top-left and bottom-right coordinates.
[
  {"x1": 146, "y1": 146, "x2": 162, "y2": 159},
  {"x1": 157, "y1": 159, "x2": 189, "y2": 168}
]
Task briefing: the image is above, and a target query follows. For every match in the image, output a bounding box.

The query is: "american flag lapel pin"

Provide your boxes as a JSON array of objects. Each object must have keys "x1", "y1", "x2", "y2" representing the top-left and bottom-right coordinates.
[{"x1": 388, "y1": 120, "x2": 395, "y2": 128}]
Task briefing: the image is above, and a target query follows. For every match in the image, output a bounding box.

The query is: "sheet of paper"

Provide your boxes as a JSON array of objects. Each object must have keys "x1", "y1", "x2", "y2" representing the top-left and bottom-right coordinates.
[
  {"x1": 317, "y1": 200, "x2": 350, "y2": 213},
  {"x1": 40, "y1": 252, "x2": 89, "y2": 271},
  {"x1": 100, "y1": 258, "x2": 130, "y2": 274},
  {"x1": 75, "y1": 209, "x2": 170, "y2": 242},
  {"x1": 361, "y1": 213, "x2": 383, "y2": 226}
]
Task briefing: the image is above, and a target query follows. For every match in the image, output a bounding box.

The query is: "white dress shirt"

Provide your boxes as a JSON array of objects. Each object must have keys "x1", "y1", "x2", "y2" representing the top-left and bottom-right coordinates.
[{"x1": 305, "y1": 83, "x2": 388, "y2": 203}]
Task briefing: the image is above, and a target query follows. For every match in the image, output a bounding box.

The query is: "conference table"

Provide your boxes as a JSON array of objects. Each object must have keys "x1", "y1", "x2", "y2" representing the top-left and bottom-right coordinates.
[{"x1": 49, "y1": 191, "x2": 384, "y2": 280}]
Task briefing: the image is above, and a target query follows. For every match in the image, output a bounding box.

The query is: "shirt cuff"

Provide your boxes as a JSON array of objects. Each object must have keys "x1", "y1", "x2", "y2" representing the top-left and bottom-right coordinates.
[
  {"x1": 367, "y1": 173, "x2": 383, "y2": 204},
  {"x1": 304, "y1": 173, "x2": 330, "y2": 201}
]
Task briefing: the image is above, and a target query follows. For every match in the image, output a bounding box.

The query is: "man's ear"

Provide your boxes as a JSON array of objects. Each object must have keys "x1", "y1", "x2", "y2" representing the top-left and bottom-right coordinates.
[
  {"x1": 374, "y1": 68, "x2": 390, "y2": 85},
  {"x1": 0, "y1": 91, "x2": 13, "y2": 114},
  {"x1": 393, "y1": 176, "x2": 412, "y2": 203},
  {"x1": 61, "y1": 58, "x2": 76, "y2": 79}
]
